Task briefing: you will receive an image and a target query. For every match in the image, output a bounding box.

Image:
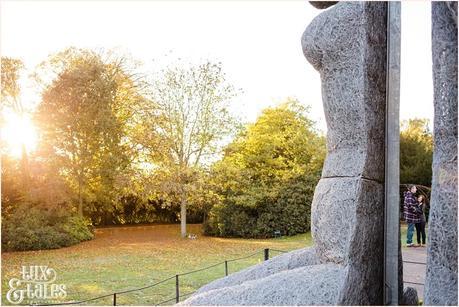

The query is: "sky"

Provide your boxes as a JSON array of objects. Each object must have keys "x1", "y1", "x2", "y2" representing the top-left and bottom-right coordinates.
[{"x1": 1, "y1": 0, "x2": 433, "y2": 133}]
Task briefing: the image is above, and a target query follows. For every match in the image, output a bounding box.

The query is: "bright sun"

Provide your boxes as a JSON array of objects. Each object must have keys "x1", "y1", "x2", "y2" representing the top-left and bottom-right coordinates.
[{"x1": 1, "y1": 111, "x2": 38, "y2": 158}]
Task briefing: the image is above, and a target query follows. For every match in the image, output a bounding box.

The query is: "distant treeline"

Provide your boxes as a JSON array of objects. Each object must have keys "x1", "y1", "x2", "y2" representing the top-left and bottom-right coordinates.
[{"x1": 1, "y1": 49, "x2": 432, "y2": 251}]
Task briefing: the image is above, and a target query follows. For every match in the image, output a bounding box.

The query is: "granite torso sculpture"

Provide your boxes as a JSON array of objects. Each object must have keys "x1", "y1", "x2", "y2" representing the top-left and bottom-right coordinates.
[
  {"x1": 182, "y1": 2, "x2": 387, "y2": 305},
  {"x1": 425, "y1": 2, "x2": 458, "y2": 305}
]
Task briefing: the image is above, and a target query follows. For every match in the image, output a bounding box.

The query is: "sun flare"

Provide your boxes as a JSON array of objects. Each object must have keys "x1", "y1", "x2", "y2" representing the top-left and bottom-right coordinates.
[{"x1": 1, "y1": 111, "x2": 38, "y2": 158}]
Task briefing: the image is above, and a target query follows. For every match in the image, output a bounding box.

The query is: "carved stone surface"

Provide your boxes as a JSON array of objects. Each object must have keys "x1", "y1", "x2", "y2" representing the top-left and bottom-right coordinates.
[
  {"x1": 194, "y1": 247, "x2": 319, "y2": 295},
  {"x1": 182, "y1": 2, "x2": 386, "y2": 305},
  {"x1": 425, "y1": 2, "x2": 458, "y2": 306},
  {"x1": 309, "y1": 1, "x2": 338, "y2": 10},
  {"x1": 302, "y1": 3, "x2": 386, "y2": 182},
  {"x1": 305, "y1": 3, "x2": 386, "y2": 304},
  {"x1": 183, "y1": 264, "x2": 346, "y2": 306},
  {"x1": 401, "y1": 287, "x2": 419, "y2": 306},
  {"x1": 311, "y1": 178, "x2": 383, "y2": 267}
]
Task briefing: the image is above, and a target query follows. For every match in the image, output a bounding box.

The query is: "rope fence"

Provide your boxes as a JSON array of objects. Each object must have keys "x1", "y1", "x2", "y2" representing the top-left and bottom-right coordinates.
[{"x1": 34, "y1": 248, "x2": 288, "y2": 306}]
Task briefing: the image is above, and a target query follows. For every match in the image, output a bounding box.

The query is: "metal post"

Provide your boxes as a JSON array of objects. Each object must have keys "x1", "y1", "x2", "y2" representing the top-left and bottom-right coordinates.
[
  {"x1": 384, "y1": 1, "x2": 401, "y2": 305},
  {"x1": 113, "y1": 293, "x2": 117, "y2": 306},
  {"x1": 175, "y1": 274, "x2": 180, "y2": 303},
  {"x1": 224, "y1": 260, "x2": 228, "y2": 276},
  {"x1": 264, "y1": 248, "x2": 269, "y2": 261}
]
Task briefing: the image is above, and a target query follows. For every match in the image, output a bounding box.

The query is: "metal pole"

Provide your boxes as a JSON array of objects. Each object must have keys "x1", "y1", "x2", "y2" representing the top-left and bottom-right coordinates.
[
  {"x1": 113, "y1": 293, "x2": 117, "y2": 306},
  {"x1": 175, "y1": 274, "x2": 180, "y2": 303},
  {"x1": 225, "y1": 260, "x2": 228, "y2": 276},
  {"x1": 384, "y1": 1, "x2": 401, "y2": 305},
  {"x1": 264, "y1": 248, "x2": 269, "y2": 261}
]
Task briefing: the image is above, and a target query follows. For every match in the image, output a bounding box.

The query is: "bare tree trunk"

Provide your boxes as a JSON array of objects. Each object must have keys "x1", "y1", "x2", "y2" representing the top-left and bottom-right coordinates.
[
  {"x1": 180, "y1": 191, "x2": 187, "y2": 238},
  {"x1": 178, "y1": 163, "x2": 187, "y2": 238},
  {"x1": 78, "y1": 177, "x2": 83, "y2": 216},
  {"x1": 20, "y1": 143, "x2": 30, "y2": 196}
]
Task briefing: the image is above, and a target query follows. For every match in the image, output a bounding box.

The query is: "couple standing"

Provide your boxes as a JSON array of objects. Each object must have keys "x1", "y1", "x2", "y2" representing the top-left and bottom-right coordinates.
[{"x1": 403, "y1": 185, "x2": 427, "y2": 247}]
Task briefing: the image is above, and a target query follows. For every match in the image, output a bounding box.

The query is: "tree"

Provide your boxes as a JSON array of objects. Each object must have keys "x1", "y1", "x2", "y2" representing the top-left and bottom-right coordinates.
[
  {"x1": 1, "y1": 57, "x2": 24, "y2": 110},
  {"x1": 205, "y1": 99, "x2": 326, "y2": 237},
  {"x1": 400, "y1": 118, "x2": 433, "y2": 187},
  {"x1": 35, "y1": 48, "x2": 146, "y2": 217},
  {"x1": 139, "y1": 60, "x2": 239, "y2": 237},
  {"x1": 1, "y1": 57, "x2": 31, "y2": 191}
]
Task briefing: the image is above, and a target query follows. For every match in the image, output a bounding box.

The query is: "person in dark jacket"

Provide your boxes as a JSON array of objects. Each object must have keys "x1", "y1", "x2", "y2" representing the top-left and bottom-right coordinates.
[
  {"x1": 403, "y1": 185, "x2": 421, "y2": 247},
  {"x1": 415, "y1": 195, "x2": 427, "y2": 246}
]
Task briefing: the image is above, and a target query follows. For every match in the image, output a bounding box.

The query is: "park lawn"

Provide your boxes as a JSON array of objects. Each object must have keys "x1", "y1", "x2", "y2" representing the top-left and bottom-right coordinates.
[
  {"x1": 400, "y1": 222, "x2": 429, "y2": 248},
  {"x1": 1, "y1": 224, "x2": 312, "y2": 305}
]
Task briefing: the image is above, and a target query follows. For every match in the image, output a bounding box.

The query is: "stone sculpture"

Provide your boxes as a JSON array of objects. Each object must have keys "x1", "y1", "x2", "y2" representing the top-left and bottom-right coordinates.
[
  {"x1": 424, "y1": 2, "x2": 458, "y2": 305},
  {"x1": 401, "y1": 287, "x2": 419, "y2": 306},
  {"x1": 309, "y1": 1, "x2": 337, "y2": 9},
  {"x1": 181, "y1": 2, "x2": 387, "y2": 305}
]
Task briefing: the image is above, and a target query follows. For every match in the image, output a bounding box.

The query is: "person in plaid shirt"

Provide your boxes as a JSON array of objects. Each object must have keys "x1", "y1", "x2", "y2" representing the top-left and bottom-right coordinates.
[{"x1": 404, "y1": 185, "x2": 422, "y2": 247}]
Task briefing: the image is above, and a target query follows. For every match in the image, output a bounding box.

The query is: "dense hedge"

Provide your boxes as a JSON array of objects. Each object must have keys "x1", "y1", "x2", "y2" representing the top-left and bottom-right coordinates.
[
  {"x1": 204, "y1": 175, "x2": 317, "y2": 238},
  {"x1": 203, "y1": 102, "x2": 325, "y2": 238},
  {"x1": 2, "y1": 202, "x2": 94, "y2": 252}
]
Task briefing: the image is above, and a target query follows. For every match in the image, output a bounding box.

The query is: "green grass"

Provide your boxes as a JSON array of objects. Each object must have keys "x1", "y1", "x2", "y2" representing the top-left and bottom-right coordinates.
[
  {"x1": 3, "y1": 222, "x2": 425, "y2": 305},
  {"x1": 400, "y1": 222, "x2": 429, "y2": 248},
  {"x1": 1, "y1": 224, "x2": 312, "y2": 305}
]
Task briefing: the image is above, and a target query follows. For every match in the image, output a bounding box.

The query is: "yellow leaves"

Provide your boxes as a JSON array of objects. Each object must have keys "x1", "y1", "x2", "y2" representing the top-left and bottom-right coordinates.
[
  {"x1": 214, "y1": 99, "x2": 325, "y2": 192},
  {"x1": 1, "y1": 57, "x2": 24, "y2": 105}
]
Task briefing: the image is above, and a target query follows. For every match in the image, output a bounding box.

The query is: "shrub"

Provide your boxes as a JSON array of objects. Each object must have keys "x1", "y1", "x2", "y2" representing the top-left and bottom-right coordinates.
[
  {"x1": 204, "y1": 174, "x2": 317, "y2": 238},
  {"x1": 203, "y1": 101, "x2": 324, "y2": 238},
  {"x1": 2, "y1": 201, "x2": 94, "y2": 252}
]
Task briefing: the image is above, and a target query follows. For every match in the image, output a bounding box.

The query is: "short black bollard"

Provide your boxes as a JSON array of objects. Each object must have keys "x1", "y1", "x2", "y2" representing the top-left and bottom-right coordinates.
[
  {"x1": 175, "y1": 274, "x2": 180, "y2": 303},
  {"x1": 113, "y1": 293, "x2": 117, "y2": 306},
  {"x1": 225, "y1": 260, "x2": 228, "y2": 276},
  {"x1": 264, "y1": 248, "x2": 269, "y2": 261}
]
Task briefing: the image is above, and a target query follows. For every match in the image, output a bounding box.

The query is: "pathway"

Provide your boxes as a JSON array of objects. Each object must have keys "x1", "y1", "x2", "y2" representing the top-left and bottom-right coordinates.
[{"x1": 402, "y1": 246, "x2": 427, "y2": 301}]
